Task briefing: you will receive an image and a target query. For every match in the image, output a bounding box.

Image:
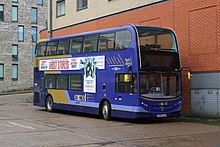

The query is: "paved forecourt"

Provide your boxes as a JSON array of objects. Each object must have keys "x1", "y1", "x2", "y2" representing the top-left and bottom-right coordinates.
[{"x1": 0, "y1": 93, "x2": 220, "y2": 147}]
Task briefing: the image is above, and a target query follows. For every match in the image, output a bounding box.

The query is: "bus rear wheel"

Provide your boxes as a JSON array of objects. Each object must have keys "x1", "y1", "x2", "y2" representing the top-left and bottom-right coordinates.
[
  {"x1": 46, "y1": 96, "x2": 54, "y2": 112},
  {"x1": 102, "y1": 101, "x2": 111, "y2": 120}
]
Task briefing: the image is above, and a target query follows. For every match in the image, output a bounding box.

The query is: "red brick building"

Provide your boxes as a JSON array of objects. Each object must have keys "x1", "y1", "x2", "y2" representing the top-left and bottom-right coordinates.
[{"x1": 40, "y1": 0, "x2": 220, "y2": 115}]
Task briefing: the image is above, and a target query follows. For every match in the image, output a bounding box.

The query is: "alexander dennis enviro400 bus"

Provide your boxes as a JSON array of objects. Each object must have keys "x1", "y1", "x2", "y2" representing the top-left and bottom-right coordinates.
[{"x1": 33, "y1": 25, "x2": 182, "y2": 120}]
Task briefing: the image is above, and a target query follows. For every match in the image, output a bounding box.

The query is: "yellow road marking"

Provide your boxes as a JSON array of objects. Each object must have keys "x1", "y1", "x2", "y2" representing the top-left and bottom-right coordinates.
[{"x1": 8, "y1": 121, "x2": 36, "y2": 130}]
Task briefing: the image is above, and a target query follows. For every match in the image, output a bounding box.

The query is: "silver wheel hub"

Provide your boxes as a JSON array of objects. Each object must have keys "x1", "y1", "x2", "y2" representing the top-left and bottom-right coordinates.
[
  {"x1": 102, "y1": 105, "x2": 108, "y2": 118},
  {"x1": 47, "y1": 99, "x2": 52, "y2": 110}
]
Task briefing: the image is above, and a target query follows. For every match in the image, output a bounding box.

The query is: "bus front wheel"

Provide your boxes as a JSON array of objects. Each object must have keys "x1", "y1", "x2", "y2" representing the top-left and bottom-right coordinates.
[
  {"x1": 102, "y1": 101, "x2": 111, "y2": 120},
  {"x1": 46, "y1": 96, "x2": 54, "y2": 112}
]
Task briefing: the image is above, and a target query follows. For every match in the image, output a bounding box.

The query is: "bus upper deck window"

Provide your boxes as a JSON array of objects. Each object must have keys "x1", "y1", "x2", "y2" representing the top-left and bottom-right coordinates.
[
  {"x1": 57, "y1": 39, "x2": 70, "y2": 55},
  {"x1": 84, "y1": 35, "x2": 98, "y2": 53},
  {"x1": 99, "y1": 33, "x2": 115, "y2": 52},
  {"x1": 46, "y1": 41, "x2": 58, "y2": 56},
  {"x1": 157, "y1": 33, "x2": 177, "y2": 51},
  {"x1": 70, "y1": 37, "x2": 83, "y2": 54},
  {"x1": 138, "y1": 27, "x2": 177, "y2": 52},
  {"x1": 115, "y1": 30, "x2": 132, "y2": 50},
  {"x1": 36, "y1": 42, "x2": 46, "y2": 56}
]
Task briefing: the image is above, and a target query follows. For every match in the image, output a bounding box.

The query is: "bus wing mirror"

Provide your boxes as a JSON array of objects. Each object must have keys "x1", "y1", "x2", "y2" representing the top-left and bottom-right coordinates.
[
  {"x1": 181, "y1": 67, "x2": 192, "y2": 80},
  {"x1": 187, "y1": 72, "x2": 192, "y2": 80}
]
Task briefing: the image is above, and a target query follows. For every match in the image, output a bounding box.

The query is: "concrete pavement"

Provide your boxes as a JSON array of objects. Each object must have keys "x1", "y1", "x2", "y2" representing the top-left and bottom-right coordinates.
[{"x1": 0, "y1": 93, "x2": 220, "y2": 147}]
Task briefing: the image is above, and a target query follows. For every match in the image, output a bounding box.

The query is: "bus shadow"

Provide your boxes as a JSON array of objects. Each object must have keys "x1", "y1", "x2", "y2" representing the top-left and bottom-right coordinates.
[
  {"x1": 38, "y1": 109, "x2": 179, "y2": 124},
  {"x1": 113, "y1": 117, "x2": 179, "y2": 124}
]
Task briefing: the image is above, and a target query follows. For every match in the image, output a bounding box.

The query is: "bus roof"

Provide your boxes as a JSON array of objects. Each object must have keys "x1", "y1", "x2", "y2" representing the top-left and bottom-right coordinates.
[{"x1": 37, "y1": 25, "x2": 172, "y2": 43}]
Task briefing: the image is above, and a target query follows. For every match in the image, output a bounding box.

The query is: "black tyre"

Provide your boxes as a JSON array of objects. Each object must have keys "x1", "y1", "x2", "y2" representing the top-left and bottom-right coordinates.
[
  {"x1": 102, "y1": 101, "x2": 111, "y2": 120},
  {"x1": 46, "y1": 96, "x2": 54, "y2": 112}
]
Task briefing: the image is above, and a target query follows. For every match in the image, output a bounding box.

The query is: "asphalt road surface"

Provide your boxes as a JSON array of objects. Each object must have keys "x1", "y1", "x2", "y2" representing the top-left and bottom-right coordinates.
[{"x1": 0, "y1": 93, "x2": 220, "y2": 147}]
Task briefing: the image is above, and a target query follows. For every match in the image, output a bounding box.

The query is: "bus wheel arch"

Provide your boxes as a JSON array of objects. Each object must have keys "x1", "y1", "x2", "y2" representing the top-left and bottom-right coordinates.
[
  {"x1": 99, "y1": 99, "x2": 111, "y2": 120},
  {"x1": 45, "y1": 94, "x2": 54, "y2": 112}
]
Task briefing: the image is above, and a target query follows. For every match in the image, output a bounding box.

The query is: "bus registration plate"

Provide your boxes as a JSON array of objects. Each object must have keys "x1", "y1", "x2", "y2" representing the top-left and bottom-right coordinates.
[{"x1": 157, "y1": 114, "x2": 167, "y2": 118}]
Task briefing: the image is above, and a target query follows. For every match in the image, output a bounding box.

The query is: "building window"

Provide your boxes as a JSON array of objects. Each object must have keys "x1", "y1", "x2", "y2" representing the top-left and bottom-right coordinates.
[
  {"x1": 0, "y1": 4, "x2": 4, "y2": 21},
  {"x1": 12, "y1": 44, "x2": 18, "y2": 61},
  {"x1": 12, "y1": 64, "x2": 18, "y2": 81},
  {"x1": 18, "y1": 25, "x2": 24, "y2": 41},
  {"x1": 31, "y1": 26, "x2": 37, "y2": 42},
  {"x1": 56, "y1": 0, "x2": 65, "y2": 17},
  {"x1": 12, "y1": 0, "x2": 18, "y2": 2},
  {"x1": 32, "y1": 45, "x2": 35, "y2": 62},
  {"x1": 77, "y1": 0, "x2": 88, "y2": 11},
  {"x1": 37, "y1": 0, "x2": 43, "y2": 5},
  {"x1": 31, "y1": 7, "x2": 37, "y2": 23},
  {"x1": 12, "y1": 5, "x2": 18, "y2": 22},
  {"x1": 0, "y1": 64, "x2": 4, "y2": 81}
]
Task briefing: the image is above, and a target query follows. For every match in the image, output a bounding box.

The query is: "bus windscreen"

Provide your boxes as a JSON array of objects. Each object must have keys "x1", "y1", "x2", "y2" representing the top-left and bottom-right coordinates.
[{"x1": 140, "y1": 72, "x2": 181, "y2": 99}]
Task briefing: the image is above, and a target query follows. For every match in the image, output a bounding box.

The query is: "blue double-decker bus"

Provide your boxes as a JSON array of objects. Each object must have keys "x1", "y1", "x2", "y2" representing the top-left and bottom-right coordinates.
[{"x1": 33, "y1": 25, "x2": 181, "y2": 120}]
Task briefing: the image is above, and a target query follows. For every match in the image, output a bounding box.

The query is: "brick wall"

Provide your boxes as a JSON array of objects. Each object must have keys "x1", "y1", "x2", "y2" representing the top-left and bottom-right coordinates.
[
  {"x1": 0, "y1": 0, "x2": 48, "y2": 92},
  {"x1": 40, "y1": 0, "x2": 220, "y2": 113}
]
